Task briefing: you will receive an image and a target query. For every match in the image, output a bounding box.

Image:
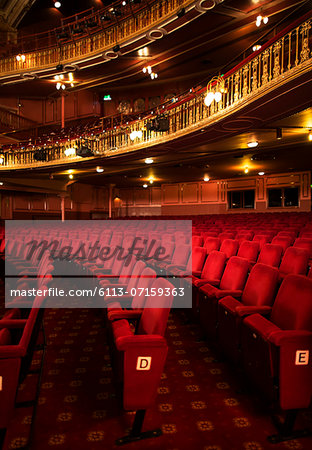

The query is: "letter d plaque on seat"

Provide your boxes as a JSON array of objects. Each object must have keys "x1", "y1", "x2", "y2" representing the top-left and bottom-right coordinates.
[{"x1": 136, "y1": 357, "x2": 152, "y2": 370}]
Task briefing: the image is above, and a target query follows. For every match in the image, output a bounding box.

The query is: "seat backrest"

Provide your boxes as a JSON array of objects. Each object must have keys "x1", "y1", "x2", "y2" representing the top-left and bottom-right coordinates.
[
  {"x1": 204, "y1": 237, "x2": 220, "y2": 253},
  {"x1": 201, "y1": 250, "x2": 227, "y2": 281},
  {"x1": 242, "y1": 263, "x2": 279, "y2": 306},
  {"x1": 257, "y1": 244, "x2": 283, "y2": 267},
  {"x1": 237, "y1": 241, "x2": 259, "y2": 262},
  {"x1": 192, "y1": 235, "x2": 204, "y2": 247},
  {"x1": 132, "y1": 267, "x2": 157, "y2": 308},
  {"x1": 271, "y1": 236, "x2": 292, "y2": 254},
  {"x1": 125, "y1": 260, "x2": 146, "y2": 291},
  {"x1": 279, "y1": 246, "x2": 309, "y2": 276},
  {"x1": 219, "y1": 239, "x2": 239, "y2": 259},
  {"x1": 293, "y1": 238, "x2": 312, "y2": 258},
  {"x1": 137, "y1": 278, "x2": 174, "y2": 336},
  {"x1": 219, "y1": 256, "x2": 249, "y2": 290},
  {"x1": 171, "y1": 243, "x2": 191, "y2": 266},
  {"x1": 219, "y1": 232, "x2": 235, "y2": 242},
  {"x1": 186, "y1": 246, "x2": 206, "y2": 273},
  {"x1": 271, "y1": 275, "x2": 312, "y2": 330},
  {"x1": 252, "y1": 235, "x2": 271, "y2": 249}
]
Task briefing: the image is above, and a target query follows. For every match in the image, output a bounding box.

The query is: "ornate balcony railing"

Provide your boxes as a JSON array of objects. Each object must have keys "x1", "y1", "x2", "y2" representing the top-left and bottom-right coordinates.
[
  {"x1": 0, "y1": 11, "x2": 311, "y2": 170},
  {"x1": 0, "y1": 0, "x2": 191, "y2": 76}
]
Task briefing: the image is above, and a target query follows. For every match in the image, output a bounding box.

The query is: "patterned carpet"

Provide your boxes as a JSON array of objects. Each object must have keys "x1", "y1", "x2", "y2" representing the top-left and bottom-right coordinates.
[{"x1": 2, "y1": 302, "x2": 312, "y2": 450}]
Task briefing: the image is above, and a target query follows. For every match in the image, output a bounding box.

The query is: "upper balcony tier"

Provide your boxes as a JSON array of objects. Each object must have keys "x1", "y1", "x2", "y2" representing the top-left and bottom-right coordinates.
[{"x1": 0, "y1": 7, "x2": 311, "y2": 171}]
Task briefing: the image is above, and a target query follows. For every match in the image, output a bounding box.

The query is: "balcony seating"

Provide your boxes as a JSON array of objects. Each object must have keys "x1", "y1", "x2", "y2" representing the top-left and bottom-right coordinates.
[
  {"x1": 198, "y1": 256, "x2": 249, "y2": 340},
  {"x1": 217, "y1": 263, "x2": 279, "y2": 363},
  {"x1": 241, "y1": 275, "x2": 312, "y2": 443}
]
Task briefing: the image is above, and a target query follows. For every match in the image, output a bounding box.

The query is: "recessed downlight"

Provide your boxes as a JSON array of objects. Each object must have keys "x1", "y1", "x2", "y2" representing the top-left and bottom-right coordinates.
[{"x1": 247, "y1": 141, "x2": 258, "y2": 148}]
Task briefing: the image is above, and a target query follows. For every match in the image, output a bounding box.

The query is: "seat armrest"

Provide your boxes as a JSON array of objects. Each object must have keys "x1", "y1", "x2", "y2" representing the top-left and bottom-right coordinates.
[
  {"x1": 116, "y1": 334, "x2": 167, "y2": 351},
  {"x1": 243, "y1": 313, "x2": 280, "y2": 340},
  {"x1": 0, "y1": 319, "x2": 27, "y2": 329},
  {"x1": 219, "y1": 296, "x2": 241, "y2": 313},
  {"x1": 270, "y1": 330, "x2": 312, "y2": 346},
  {"x1": 108, "y1": 309, "x2": 143, "y2": 322},
  {"x1": 104, "y1": 295, "x2": 133, "y2": 304},
  {"x1": 215, "y1": 289, "x2": 242, "y2": 299},
  {"x1": 236, "y1": 305, "x2": 272, "y2": 318}
]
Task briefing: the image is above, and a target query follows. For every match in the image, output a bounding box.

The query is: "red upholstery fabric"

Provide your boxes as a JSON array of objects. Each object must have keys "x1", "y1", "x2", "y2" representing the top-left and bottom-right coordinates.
[
  {"x1": 203, "y1": 237, "x2": 220, "y2": 253},
  {"x1": 219, "y1": 239, "x2": 239, "y2": 259},
  {"x1": 237, "y1": 241, "x2": 259, "y2": 263},
  {"x1": 257, "y1": 244, "x2": 283, "y2": 268},
  {"x1": 279, "y1": 247, "x2": 309, "y2": 279}
]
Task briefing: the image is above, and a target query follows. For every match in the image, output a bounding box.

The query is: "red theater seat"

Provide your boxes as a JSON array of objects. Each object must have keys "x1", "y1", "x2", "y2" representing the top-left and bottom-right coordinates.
[
  {"x1": 203, "y1": 237, "x2": 221, "y2": 254},
  {"x1": 237, "y1": 241, "x2": 259, "y2": 265},
  {"x1": 253, "y1": 235, "x2": 272, "y2": 249},
  {"x1": 257, "y1": 244, "x2": 283, "y2": 268},
  {"x1": 198, "y1": 256, "x2": 249, "y2": 339},
  {"x1": 219, "y1": 239, "x2": 239, "y2": 260},
  {"x1": 271, "y1": 236, "x2": 293, "y2": 254},
  {"x1": 241, "y1": 275, "x2": 312, "y2": 442},
  {"x1": 218, "y1": 264, "x2": 279, "y2": 363},
  {"x1": 279, "y1": 247, "x2": 309, "y2": 279},
  {"x1": 110, "y1": 278, "x2": 174, "y2": 444},
  {"x1": 293, "y1": 238, "x2": 312, "y2": 262}
]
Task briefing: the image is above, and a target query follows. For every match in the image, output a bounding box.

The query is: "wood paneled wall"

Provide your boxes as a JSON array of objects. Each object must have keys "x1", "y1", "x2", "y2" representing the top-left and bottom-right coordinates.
[{"x1": 118, "y1": 171, "x2": 311, "y2": 216}]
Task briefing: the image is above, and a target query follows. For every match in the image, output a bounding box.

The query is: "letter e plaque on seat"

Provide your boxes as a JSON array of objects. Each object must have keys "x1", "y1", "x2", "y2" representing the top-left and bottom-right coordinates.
[
  {"x1": 295, "y1": 350, "x2": 309, "y2": 365},
  {"x1": 136, "y1": 357, "x2": 152, "y2": 370}
]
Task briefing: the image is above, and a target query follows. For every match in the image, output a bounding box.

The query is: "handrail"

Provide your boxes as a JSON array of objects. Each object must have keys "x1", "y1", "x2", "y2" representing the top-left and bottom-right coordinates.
[
  {"x1": 0, "y1": 0, "x2": 186, "y2": 75},
  {"x1": 0, "y1": 12, "x2": 311, "y2": 169}
]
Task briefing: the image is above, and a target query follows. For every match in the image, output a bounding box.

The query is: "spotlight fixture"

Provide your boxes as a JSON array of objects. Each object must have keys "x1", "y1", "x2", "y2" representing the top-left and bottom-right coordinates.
[
  {"x1": 96, "y1": 167, "x2": 104, "y2": 173},
  {"x1": 276, "y1": 128, "x2": 282, "y2": 140},
  {"x1": 203, "y1": 176, "x2": 210, "y2": 182},
  {"x1": 143, "y1": 184, "x2": 148, "y2": 188},
  {"x1": 113, "y1": 44, "x2": 120, "y2": 53},
  {"x1": 145, "y1": 158, "x2": 153, "y2": 164},
  {"x1": 247, "y1": 141, "x2": 259, "y2": 148},
  {"x1": 258, "y1": 171, "x2": 265, "y2": 176},
  {"x1": 204, "y1": 75, "x2": 227, "y2": 107},
  {"x1": 54, "y1": 1, "x2": 61, "y2": 8},
  {"x1": 177, "y1": 8, "x2": 186, "y2": 18}
]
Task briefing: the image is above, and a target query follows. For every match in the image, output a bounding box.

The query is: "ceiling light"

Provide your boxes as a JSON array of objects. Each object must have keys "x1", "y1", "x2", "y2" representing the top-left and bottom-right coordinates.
[
  {"x1": 143, "y1": 184, "x2": 148, "y2": 188},
  {"x1": 203, "y1": 176, "x2": 210, "y2": 182},
  {"x1": 69, "y1": 174, "x2": 73, "y2": 179},
  {"x1": 276, "y1": 128, "x2": 282, "y2": 140},
  {"x1": 68, "y1": 169, "x2": 73, "y2": 174},
  {"x1": 263, "y1": 16, "x2": 269, "y2": 24},
  {"x1": 308, "y1": 131, "x2": 312, "y2": 141},
  {"x1": 247, "y1": 141, "x2": 258, "y2": 148},
  {"x1": 145, "y1": 158, "x2": 153, "y2": 164},
  {"x1": 147, "y1": 66, "x2": 152, "y2": 74},
  {"x1": 258, "y1": 171, "x2": 265, "y2": 176},
  {"x1": 142, "y1": 67, "x2": 147, "y2": 73},
  {"x1": 54, "y1": 1, "x2": 61, "y2": 8},
  {"x1": 244, "y1": 167, "x2": 249, "y2": 174},
  {"x1": 56, "y1": 82, "x2": 61, "y2": 90},
  {"x1": 0, "y1": 182, "x2": 3, "y2": 186},
  {"x1": 149, "y1": 178, "x2": 154, "y2": 184},
  {"x1": 122, "y1": 0, "x2": 127, "y2": 5},
  {"x1": 96, "y1": 167, "x2": 104, "y2": 173}
]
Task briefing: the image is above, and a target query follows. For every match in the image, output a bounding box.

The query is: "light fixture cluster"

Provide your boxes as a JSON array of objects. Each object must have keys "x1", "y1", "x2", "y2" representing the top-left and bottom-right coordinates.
[
  {"x1": 16, "y1": 54, "x2": 26, "y2": 62},
  {"x1": 130, "y1": 130, "x2": 143, "y2": 140},
  {"x1": 142, "y1": 66, "x2": 158, "y2": 80},
  {"x1": 64, "y1": 147, "x2": 76, "y2": 157},
  {"x1": 256, "y1": 14, "x2": 268, "y2": 27},
  {"x1": 54, "y1": 72, "x2": 75, "y2": 90},
  {"x1": 204, "y1": 75, "x2": 227, "y2": 107}
]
